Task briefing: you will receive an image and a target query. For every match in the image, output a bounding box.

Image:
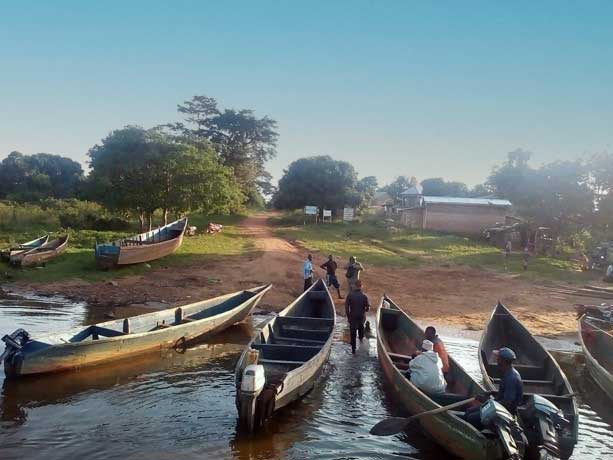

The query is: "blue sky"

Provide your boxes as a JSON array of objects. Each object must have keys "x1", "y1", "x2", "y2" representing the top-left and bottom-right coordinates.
[{"x1": 1, "y1": 1, "x2": 611, "y2": 187}]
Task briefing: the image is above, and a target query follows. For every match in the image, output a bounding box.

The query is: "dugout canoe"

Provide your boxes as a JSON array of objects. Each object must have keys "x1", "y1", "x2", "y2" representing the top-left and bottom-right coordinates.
[
  {"x1": 95, "y1": 217, "x2": 188, "y2": 269},
  {"x1": 578, "y1": 314, "x2": 613, "y2": 399},
  {"x1": 235, "y1": 278, "x2": 335, "y2": 433},
  {"x1": 478, "y1": 302, "x2": 578, "y2": 459},
  {"x1": 377, "y1": 296, "x2": 514, "y2": 460},
  {"x1": 1, "y1": 235, "x2": 48, "y2": 262},
  {"x1": 1, "y1": 284, "x2": 271, "y2": 378},
  {"x1": 12, "y1": 235, "x2": 69, "y2": 267}
]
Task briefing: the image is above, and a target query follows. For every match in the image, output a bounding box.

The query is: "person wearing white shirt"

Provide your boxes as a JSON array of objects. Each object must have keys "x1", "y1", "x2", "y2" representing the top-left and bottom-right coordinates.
[{"x1": 407, "y1": 339, "x2": 446, "y2": 394}]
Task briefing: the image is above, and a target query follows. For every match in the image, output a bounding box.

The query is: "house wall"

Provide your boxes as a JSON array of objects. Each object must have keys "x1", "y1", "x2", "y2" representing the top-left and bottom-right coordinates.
[
  {"x1": 424, "y1": 203, "x2": 509, "y2": 234},
  {"x1": 399, "y1": 207, "x2": 424, "y2": 229}
]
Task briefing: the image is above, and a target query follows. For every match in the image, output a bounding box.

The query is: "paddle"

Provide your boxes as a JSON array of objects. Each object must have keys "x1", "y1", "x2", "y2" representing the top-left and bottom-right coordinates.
[{"x1": 370, "y1": 397, "x2": 476, "y2": 436}]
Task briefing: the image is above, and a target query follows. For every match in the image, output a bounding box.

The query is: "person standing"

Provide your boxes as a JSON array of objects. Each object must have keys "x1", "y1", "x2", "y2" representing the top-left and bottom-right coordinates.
[
  {"x1": 303, "y1": 254, "x2": 313, "y2": 291},
  {"x1": 345, "y1": 256, "x2": 365, "y2": 292},
  {"x1": 345, "y1": 279, "x2": 370, "y2": 354},
  {"x1": 320, "y1": 254, "x2": 343, "y2": 299},
  {"x1": 504, "y1": 240, "x2": 512, "y2": 271},
  {"x1": 522, "y1": 246, "x2": 530, "y2": 271}
]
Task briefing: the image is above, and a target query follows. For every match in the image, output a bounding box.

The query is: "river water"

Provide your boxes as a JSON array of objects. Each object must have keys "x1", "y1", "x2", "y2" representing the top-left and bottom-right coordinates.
[{"x1": 0, "y1": 293, "x2": 611, "y2": 460}]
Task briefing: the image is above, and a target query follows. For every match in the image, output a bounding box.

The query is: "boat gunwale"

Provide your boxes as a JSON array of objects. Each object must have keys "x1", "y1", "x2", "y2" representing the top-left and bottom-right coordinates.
[
  {"x1": 97, "y1": 217, "x2": 188, "y2": 250},
  {"x1": 577, "y1": 314, "x2": 613, "y2": 390}
]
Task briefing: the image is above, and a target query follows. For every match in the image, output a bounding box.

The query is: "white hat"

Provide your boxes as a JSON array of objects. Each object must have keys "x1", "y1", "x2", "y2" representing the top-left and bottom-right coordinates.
[{"x1": 422, "y1": 339, "x2": 434, "y2": 352}]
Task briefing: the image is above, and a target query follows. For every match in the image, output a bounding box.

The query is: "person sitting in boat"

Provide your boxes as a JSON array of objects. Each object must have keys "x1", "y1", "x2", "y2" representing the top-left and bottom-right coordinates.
[
  {"x1": 424, "y1": 326, "x2": 450, "y2": 375},
  {"x1": 464, "y1": 347, "x2": 524, "y2": 428},
  {"x1": 605, "y1": 264, "x2": 613, "y2": 283},
  {"x1": 406, "y1": 339, "x2": 446, "y2": 394}
]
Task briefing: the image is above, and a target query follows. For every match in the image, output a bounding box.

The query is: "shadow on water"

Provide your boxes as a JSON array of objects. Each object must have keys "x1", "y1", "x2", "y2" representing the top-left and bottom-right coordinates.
[{"x1": 0, "y1": 294, "x2": 611, "y2": 460}]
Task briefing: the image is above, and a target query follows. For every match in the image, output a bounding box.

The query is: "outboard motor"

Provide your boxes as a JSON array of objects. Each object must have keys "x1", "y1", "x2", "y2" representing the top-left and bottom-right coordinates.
[
  {"x1": 480, "y1": 399, "x2": 525, "y2": 460},
  {"x1": 238, "y1": 363, "x2": 266, "y2": 433},
  {"x1": 520, "y1": 395, "x2": 570, "y2": 460},
  {"x1": 1, "y1": 329, "x2": 30, "y2": 377}
]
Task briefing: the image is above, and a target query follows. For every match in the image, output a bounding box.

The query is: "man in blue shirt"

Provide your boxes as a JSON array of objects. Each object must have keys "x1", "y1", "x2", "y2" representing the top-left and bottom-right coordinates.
[
  {"x1": 303, "y1": 254, "x2": 313, "y2": 291},
  {"x1": 464, "y1": 347, "x2": 523, "y2": 428}
]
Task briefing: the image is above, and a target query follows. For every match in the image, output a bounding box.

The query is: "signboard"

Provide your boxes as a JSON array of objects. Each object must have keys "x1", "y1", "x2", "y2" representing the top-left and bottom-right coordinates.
[
  {"x1": 323, "y1": 210, "x2": 332, "y2": 217},
  {"x1": 343, "y1": 207, "x2": 355, "y2": 221},
  {"x1": 304, "y1": 206, "x2": 318, "y2": 215}
]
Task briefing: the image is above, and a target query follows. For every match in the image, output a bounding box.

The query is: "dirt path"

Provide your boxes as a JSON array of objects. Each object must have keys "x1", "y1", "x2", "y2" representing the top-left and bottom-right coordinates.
[{"x1": 4, "y1": 213, "x2": 585, "y2": 336}]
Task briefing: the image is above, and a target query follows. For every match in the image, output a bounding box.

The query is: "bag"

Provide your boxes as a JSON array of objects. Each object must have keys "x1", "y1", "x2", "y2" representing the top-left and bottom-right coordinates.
[{"x1": 346, "y1": 265, "x2": 356, "y2": 279}]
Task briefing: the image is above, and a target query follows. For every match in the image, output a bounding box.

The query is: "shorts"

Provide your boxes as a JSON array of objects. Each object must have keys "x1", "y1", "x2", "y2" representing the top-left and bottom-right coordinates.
[{"x1": 326, "y1": 274, "x2": 340, "y2": 289}]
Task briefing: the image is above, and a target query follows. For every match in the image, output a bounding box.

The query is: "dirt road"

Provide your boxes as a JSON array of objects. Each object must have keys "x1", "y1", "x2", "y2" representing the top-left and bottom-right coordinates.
[{"x1": 6, "y1": 213, "x2": 584, "y2": 336}]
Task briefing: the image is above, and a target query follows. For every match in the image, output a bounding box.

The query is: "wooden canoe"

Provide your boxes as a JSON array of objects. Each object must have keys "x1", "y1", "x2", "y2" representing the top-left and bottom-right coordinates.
[
  {"x1": 478, "y1": 302, "x2": 578, "y2": 459},
  {"x1": 578, "y1": 314, "x2": 613, "y2": 399},
  {"x1": 2, "y1": 284, "x2": 271, "y2": 378},
  {"x1": 377, "y1": 296, "x2": 510, "y2": 460},
  {"x1": 235, "y1": 278, "x2": 336, "y2": 433},
  {"x1": 13, "y1": 235, "x2": 69, "y2": 267},
  {"x1": 1, "y1": 235, "x2": 49, "y2": 262},
  {"x1": 95, "y1": 217, "x2": 188, "y2": 269}
]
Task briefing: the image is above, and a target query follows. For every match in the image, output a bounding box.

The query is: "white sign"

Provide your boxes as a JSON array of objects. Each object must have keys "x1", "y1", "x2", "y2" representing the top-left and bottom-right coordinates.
[
  {"x1": 323, "y1": 209, "x2": 332, "y2": 217},
  {"x1": 304, "y1": 206, "x2": 318, "y2": 215},
  {"x1": 343, "y1": 207, "x2": 355, "y2": 221}
]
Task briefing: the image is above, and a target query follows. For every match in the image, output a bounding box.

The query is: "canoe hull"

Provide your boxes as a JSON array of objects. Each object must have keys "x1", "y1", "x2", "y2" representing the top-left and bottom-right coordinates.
[
  {"x1": 18, "y1": 236, "x2": 69, "y2": 267},
  {"x1": 578, "y1": 315, "x2": 613, "y2": 399},
  {"x1": 1, "y1": 235, "x2": 49, "y2": 261},
  {"x1": 4, "y1": 284, "x2": 271, "y2": 377},
  {"x1": 478, "y1": 303, "x2": 578, "y2": 460},
  {"x1": 376, "y1": 301, "x2": 503, "y2": 460}
]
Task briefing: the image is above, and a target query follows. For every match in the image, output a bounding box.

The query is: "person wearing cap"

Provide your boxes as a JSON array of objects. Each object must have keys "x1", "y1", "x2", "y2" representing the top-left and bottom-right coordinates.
[
  {"x1": 464, "y1": 347, "x2": 523, "y2": 428},
  {"x1": 345, "y1": 256, "x2": 365, "y2": 292},
  {"x1": 345, "y1": 279, "x2": 370, "y2": 354},
  {"x1": 406, "y1": 339, "x2": 446, "y2": 394},
  {"x1": 303, "y1": 254, "x2": 314, "y2": 291},
  {"x1": 424, "y1": 326, "x2": 450, "y2": 374}
]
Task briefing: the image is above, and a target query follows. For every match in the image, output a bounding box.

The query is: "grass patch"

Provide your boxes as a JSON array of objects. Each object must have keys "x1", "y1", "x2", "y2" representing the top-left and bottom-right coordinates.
[
  {"x1": 272, "y1": 219, "x2": 595, "y2": 283},
  {"x1": 0, "y1": 213, "x2": 253, "y2": 283}
]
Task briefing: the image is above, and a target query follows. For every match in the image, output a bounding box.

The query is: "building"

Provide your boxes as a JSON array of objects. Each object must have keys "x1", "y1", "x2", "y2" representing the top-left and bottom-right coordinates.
[{"x1": 397, "y1": 187, "x2": 512, "y2": 235}]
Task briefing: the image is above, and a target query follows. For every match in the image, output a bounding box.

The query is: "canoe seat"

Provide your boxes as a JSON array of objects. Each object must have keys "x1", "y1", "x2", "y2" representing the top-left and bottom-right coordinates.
[
  {"x1": 273, "y1": 336, "x2": 326, "y2": 345},
  {"x1": 493, "y1": 377, "x2": 553, "y2": 386},
  {"x1": 259, "y1": 359, "x2": 306, "y2": 366},
  {"x1": 252, "y1": 343, "x2": 321, "y2": 362}
]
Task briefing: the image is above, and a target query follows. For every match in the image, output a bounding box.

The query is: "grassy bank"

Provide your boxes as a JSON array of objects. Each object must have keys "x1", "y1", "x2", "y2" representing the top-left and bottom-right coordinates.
[
  {"x1": 0, "y1": 213, "x2": 254, "y2": 283},
  {"x1": 272, "y1": 217, "x2": 593, "y2": 283}
]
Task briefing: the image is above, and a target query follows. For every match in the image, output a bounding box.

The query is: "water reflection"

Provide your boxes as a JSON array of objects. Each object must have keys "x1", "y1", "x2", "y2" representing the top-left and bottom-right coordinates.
[{"x1": 0, "y1": 295, "x2": 611, "y2": 460}]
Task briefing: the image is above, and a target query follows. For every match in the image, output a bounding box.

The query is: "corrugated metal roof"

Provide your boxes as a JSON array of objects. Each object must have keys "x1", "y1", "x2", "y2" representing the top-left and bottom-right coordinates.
[{"x1": 423, "y1": 196, "x2": 512, "y2": 207}]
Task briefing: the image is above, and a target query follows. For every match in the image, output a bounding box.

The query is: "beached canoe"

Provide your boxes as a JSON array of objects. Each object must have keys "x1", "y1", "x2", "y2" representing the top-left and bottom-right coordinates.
[
  {"x1": 377, "y1": 296, "x2": 518, "y2": 460},
  {"x1": 235, "y1": 278, "x2": 335, "y2": 433},
  {"x1": 12, "y1": 235, "x2": 69, "y2": 267},
  {"x1": 1, "y1": 235, "x2": 49, "y2": 262},
  {"x1": 578, "y1": 314, "x2": 612, "y2": 399},
  {"x1": 1, "y1": 284, "x2": 271, "y2": 378},
  {"x1": 95, "y1": 217, "x2": 188, "y2": 269},
  {"x1": 478, "y1": 302, "x2": 578, "y2": 459}
]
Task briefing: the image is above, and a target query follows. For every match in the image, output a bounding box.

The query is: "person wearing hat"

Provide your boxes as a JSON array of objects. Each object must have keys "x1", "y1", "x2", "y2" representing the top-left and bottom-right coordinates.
[
  {"x1": 344, "y1": 279, "x2": 370, "y2": 354},
  {"x1": 406, "y1": 339, "x2": 446, "y2": 394},
  {"x1": 464, "y1": 347, "x2": 523, "y2": 428},
  {"x1": 345, "y1": 256, "x2": 365, "y2": 292}
]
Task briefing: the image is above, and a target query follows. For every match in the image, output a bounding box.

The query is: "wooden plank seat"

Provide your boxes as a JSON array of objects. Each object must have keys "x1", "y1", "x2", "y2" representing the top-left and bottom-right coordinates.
[
  {"x1": 258, "y1": 359, "x2": 306, "y2": 366},
  {"x1": 252, "y1": 343, "x2": 321, "y2": 363},
  {"x1": 70, "y1": 326, "x2": 126, "y2": 342},
  {"x1": 493, "y1": 377, "x2": 554, "y2": 386},
  {"x1": 273, "y1": 336, "x2": 326, "y2": 344}
]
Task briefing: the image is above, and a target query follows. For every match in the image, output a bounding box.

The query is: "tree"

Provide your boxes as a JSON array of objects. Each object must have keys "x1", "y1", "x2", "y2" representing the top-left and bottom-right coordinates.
[
  {"x1": 87, "y1": 126, "x2": 243, "y2": 231},
  {"x1": 274, "y1": 156, "x2": 368, "y2": 212},
  {"x1": 381, "y1": 176, "x2": 413, "y2": 200},
  {"x1": 0, "y1": 151, "x2": 84, "y2": 201},
  {"x1": 164, "y1": 95, "x2": 278, "y2": 200},
  {"x1": 357, "y1": 176, "x2": 378, "y2": 208},
  {"x1": 420, "y1": 178, "x2": 469, "y2": 197}
]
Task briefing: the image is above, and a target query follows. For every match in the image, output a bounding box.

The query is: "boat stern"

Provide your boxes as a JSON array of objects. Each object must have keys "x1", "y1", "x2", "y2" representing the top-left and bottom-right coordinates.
[{"x1": 237, "y1": 363, "x2": 266, "y2": 433}]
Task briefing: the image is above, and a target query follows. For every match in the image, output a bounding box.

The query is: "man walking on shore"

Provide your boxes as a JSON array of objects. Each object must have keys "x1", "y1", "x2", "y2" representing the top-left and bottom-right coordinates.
[
  {"x1": 320, "y1": 254, "x2": 343, "y2": 299},
  {"x1": 303, "y1": 254, "x2": 313, "y2": 291},
  {"x1": 345, "y1": 256, "x2": 365, "y2": 292},
  {"x1": 345, "y1": 280, "x2": 370, "y2": 354}
]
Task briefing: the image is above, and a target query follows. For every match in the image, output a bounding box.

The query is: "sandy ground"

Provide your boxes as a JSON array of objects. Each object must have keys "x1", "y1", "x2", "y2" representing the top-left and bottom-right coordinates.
[{"x1": 3, "y1": 214, "x2": 588, "y2": 336}]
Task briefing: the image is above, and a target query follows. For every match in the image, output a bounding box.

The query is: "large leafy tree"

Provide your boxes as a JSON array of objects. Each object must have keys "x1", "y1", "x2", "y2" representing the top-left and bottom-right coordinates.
[
  {"x1": 273, "y1": 156, "x2": 368, "y2": 211},
  {"x1": 381, "y1": 176, "x2": 416, "y2": 200},
  {"x1": 87, "y1": 126, "x2": 243, "y2": 231},
  {"x1": 420, "y1": 177, "x2": 469, "y2": 197},
  {"x1": 164, "y1": 95, "x2": 278, "y2": 202},
  {"x1": 0, "y1": 151, "x2": 84, "y2": 201}
]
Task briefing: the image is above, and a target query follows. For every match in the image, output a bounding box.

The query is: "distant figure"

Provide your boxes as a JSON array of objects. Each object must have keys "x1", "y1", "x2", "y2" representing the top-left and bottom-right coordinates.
[
  {"x1": 407, "y1": 340, "x2": 446, "y2": 394},
  {"x1": 320, "y1": 254, "x2": 343, "y2": 299},
  {"x1": 605, "y1": 264, "x2": 613, "y2": 283},
  {"x1": 504, "y1": 240, "x2": 512, "y2": 271},
  {"x1": 464, "y1": 347, "x2": 523, "y2": 428},
  {"x1": 303, "y1": 254, "x2": 313, "y2": 291},
  {"x1": 522, "y1": 246, "x2": 530, "y2": 271},
  {"x1": 345, "y1": 280, "x2": 370, "y2": 354},
  {"x1": 424, "y1": 326, "x2": 450, "y2": 374},
  {"x1": 345, "y1": 256, "x2": 365, "y2": 291}
]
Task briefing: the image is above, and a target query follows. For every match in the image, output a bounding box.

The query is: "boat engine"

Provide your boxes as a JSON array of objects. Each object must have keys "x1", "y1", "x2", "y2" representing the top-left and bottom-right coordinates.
[
  {"x1": 519, "y1": 395, "x2": 570, "y2": 460},
  {"x1": 480, "y1": 399, "x2": 526, "y2": 460},
  {"x1": 238, "y1": 363, "x2": 266, "y2": 433},
  {"x1": 1, "y1": 328, "x2": 30, "y2": 377}
]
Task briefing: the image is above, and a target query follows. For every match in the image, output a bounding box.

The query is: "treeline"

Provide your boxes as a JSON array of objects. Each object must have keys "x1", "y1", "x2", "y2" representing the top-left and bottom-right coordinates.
[{"x1": 0, "y1": 95, "x2": 277, "y2": 231}]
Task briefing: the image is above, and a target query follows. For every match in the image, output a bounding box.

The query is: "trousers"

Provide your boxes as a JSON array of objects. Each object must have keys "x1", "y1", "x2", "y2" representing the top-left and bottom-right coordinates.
[{"x1": 349, "y1": 317, "x2": 365, "y2": 352}]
